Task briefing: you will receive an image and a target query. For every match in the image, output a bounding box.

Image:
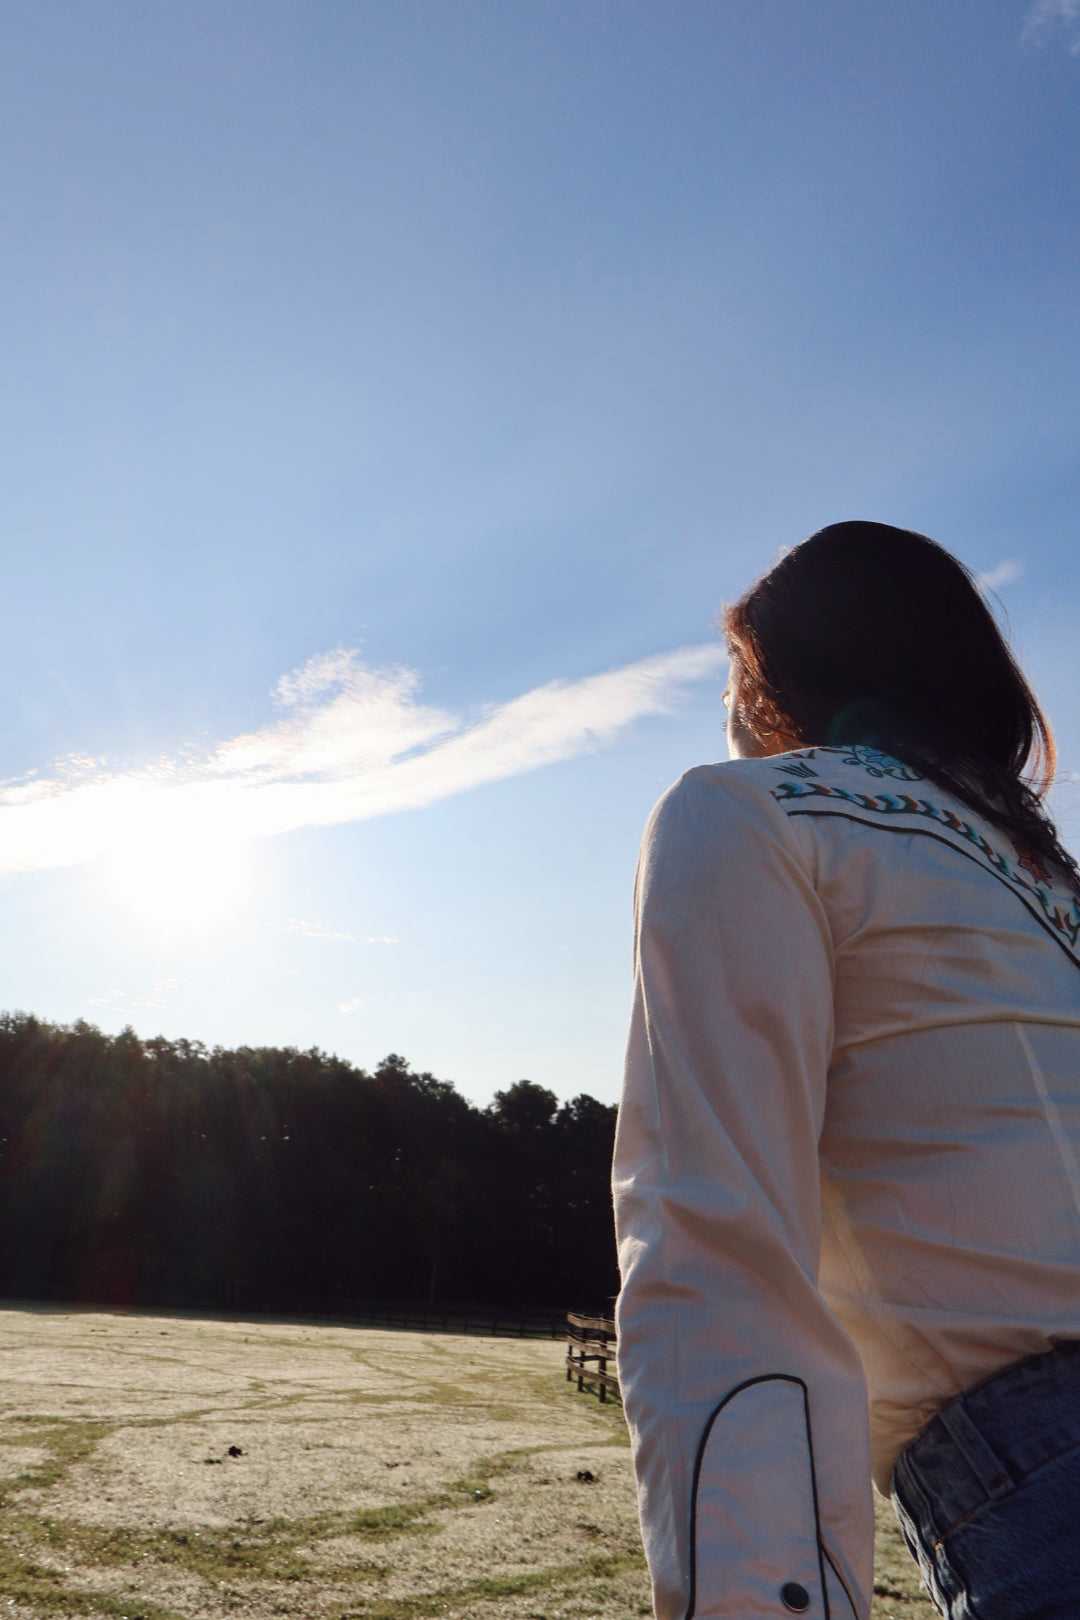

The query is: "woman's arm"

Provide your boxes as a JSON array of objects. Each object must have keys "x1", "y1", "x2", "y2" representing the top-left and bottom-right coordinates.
[{"x1": 613, "y1": 763, "x2": 873, "y2": 1620}]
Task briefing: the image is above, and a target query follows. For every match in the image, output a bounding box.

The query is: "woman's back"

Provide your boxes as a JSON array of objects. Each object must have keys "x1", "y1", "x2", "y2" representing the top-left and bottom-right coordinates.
[{"x1": 615, "y1": 740, "x2": 1080, "y2": 1617}]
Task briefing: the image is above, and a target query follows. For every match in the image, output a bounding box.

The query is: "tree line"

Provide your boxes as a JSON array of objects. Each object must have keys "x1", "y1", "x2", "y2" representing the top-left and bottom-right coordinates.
[{"x1": 0, "y1": 1012, "x2": 619, "y2": 1316}]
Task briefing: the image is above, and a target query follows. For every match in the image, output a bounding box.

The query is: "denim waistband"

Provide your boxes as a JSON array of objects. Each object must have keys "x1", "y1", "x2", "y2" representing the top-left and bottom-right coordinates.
[{"x1": 892, "y1": 1340, "x2": 1080, "y2": 1544}]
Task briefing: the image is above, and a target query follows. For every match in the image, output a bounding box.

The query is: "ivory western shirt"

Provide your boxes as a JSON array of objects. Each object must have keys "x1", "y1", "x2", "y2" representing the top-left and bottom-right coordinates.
[{"x1": 613, "y1": 745, "x2": 1080, "y2": 1620}]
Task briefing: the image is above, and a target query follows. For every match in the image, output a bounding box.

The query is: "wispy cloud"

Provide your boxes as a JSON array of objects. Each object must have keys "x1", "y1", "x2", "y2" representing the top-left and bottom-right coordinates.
[
  {"x1": 0, "y1": 644, "x2": 723, "y2": 878},
  {"x1": 287, "y1": 919, "x2": 401, "y2": 945},
  {"x1": 84, "y1": 977, "x2": 180, "y2": 1013},
  {"x1": 976, "y1": 558, "x2": 1025, "y2": 593},
  {"x1": 1023, "y1": 0, "x2": 1080, "y2": 52},
  {"x1": 288, "y1": 918, "x2": 358, "y2": 943}
]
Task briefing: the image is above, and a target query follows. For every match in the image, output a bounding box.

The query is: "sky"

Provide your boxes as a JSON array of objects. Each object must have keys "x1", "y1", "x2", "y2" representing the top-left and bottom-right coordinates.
[{"x1": 1, "y1": 0, "x2": 1079, "y2": 1104}]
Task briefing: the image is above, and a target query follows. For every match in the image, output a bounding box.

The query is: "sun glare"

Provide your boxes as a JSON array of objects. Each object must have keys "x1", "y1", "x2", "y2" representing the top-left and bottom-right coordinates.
[{"x1": 101, "y1": 826, "x2": 253, "y2": 933}]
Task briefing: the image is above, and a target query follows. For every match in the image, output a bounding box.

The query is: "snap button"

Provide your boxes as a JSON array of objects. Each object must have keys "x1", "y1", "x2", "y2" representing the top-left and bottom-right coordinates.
[{"x1": 781, "y1": 1582, "x2": 810, "y2": 1613}]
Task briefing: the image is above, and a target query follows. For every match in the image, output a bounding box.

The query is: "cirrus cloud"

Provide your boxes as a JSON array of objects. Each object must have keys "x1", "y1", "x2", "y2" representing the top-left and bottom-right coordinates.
[
  {"x1": 0, "y1": 643, "x2": 724, "y2": 878},
  {"x1": 1023, "y1": 0, "x2": 1080, "y2": 52},
  {"x1": 975, "y1": 558, "x2": 1024, "y2": 594}
]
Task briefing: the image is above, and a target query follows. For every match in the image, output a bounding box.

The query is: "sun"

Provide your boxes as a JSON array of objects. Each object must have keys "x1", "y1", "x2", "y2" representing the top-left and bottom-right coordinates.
[{"x1": 100, "y1": 824, "x2": 253, "y2": 933}]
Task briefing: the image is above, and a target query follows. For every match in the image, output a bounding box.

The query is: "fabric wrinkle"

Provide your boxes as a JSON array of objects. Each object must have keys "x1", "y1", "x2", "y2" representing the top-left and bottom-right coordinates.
[{"x1": 1015, "y1": 1020, "x2": 1080, "y2": 1221}]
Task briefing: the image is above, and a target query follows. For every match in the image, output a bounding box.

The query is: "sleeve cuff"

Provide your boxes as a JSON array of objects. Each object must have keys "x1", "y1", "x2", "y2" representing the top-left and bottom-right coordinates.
[{"x1": 689, "y1": 1375, "x2": 860, "y2": 1619}]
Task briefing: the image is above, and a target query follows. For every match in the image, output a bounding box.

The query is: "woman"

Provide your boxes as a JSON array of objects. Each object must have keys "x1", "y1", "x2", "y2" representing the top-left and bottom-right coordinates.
[{"x1": 613, "y1": 521, "x2": 1080, "y2": 1620}]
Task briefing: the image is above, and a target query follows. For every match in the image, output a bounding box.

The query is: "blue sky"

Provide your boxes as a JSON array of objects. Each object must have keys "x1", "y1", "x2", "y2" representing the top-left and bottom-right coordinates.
[{"x1": 1, "y1": 0, "x2": 1079, "y2": 1102}]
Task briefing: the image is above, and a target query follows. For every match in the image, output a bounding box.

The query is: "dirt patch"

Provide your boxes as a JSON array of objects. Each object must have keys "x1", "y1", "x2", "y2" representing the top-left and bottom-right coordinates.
[{"x1": 0, "y1": 1306, "x2": 932, "y2": 1618}]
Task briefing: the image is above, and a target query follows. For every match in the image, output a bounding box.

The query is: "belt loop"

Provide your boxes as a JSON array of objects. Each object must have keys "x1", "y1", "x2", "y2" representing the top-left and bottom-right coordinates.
[{"x1": 937, "y1": 1398, "x2": 1013, "y2": 1500}]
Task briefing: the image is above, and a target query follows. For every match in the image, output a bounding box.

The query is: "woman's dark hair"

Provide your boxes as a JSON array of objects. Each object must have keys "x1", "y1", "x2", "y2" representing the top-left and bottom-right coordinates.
[{"x1": 723, "y1": 520, "x2": 1077, "y2": 883}]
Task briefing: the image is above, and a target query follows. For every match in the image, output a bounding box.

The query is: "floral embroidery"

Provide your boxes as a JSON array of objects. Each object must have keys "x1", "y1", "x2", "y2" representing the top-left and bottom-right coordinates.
[
  {"x1": 773, "y1": 744, "x2": 923, "y2": 783},
  {"x1": 1015, "y1": 846, "x2": 1054, "y2": 888},
  {"x1": 837, "y1": 744, "x2": 924, "y2": 782},
  {"x1": 770, "y1": 749, "x2": 1080, "y2": 960}
]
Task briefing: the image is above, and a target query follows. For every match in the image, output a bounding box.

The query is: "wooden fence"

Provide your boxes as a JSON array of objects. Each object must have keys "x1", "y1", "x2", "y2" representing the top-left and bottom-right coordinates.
[
  {"x1": 566, "y1": 1310, "x2": 619, "y2": 1402},
  {"x1": 293, "y1": 1299, "x2": 568, "y2": 1338}
]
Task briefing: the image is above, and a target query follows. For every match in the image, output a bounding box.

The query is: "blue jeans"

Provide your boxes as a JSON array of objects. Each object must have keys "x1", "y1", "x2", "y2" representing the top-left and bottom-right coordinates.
[{"x1": 891, "y1": 1341, "x2": 1080, "y2": 1618}]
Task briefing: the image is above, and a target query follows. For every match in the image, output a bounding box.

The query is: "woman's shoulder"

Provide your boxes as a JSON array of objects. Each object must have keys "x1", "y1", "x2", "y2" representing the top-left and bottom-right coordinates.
[
  {"x1": 643, "y1": 752, "x2": 818, "y2": 865},
  {"x1": 652, "y1": 745, "x2": 910, "y2": 822},
  {"x1": 636, "y1": 753, "x2": 855, "y2": 932},
  {"x1": 649, "y1": 753, "x2": 791, "y2": 822},
  {"x1": 698, "y1": 743, "x2": 1018, "y2": 868},
  {"x1": 647, "y1": 743, "x2": 975, "y2": 871}
]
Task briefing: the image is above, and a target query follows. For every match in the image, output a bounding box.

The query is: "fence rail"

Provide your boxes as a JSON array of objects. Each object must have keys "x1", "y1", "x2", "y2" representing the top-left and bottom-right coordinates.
[
  {"x1": 293, "y1": 1299, "x2": 568, "y2": 1338},
  {"x1": 566, "y1": 1309, "x2": 619, "y2": 1402}
]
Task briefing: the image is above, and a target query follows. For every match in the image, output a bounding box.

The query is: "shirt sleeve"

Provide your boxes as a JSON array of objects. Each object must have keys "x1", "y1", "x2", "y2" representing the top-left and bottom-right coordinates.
[{"x1": 613, "y1": 764, "x2": 874, "y2": 1620}]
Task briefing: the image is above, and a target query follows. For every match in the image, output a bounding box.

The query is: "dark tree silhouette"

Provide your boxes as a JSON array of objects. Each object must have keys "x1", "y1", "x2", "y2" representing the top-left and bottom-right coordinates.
[{"x1": 0, "y1": 1013, "x2": 619, "y2": 1315}]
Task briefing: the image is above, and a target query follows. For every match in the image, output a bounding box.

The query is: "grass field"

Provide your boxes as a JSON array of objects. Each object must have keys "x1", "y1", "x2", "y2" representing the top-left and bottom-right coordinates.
[{"x1": 0, "y1": 1307, "x2": 934, "y2": 1619}]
